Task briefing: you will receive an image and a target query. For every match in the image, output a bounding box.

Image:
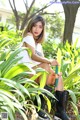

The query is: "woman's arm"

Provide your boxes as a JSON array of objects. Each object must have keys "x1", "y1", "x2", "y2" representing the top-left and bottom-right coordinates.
[
  {"x1": 24, "y1": 42, "x2": 51, "y2": 64},
  {"x1": 22, "y1": 33, "x2": 58, "y2": 66}
]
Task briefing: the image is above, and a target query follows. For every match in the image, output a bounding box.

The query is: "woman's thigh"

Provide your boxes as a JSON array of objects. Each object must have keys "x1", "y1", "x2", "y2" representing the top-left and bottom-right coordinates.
[
  {"x1": 32, "y1": 63, "x2": 56, "y2": 85},
  {"x1": 33, "y1": 63, "x2": 51, "y2": 72}
]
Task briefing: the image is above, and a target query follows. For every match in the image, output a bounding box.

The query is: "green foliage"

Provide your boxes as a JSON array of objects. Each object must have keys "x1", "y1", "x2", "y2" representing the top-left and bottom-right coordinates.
[
  {"x1": 44, "y1": 13, "x2": 64, "y2": 40},
  {"x1": 0, "y1": 48, "x2": 55, "y2": 119},
  {"x1": 0, "y1": 30, "x2": 80, "y2": 119},
  {"x1": 0, "y1": 30, "x2": 22, "y2": 50},
  {"x1": 0, "y1": 30, "x2": 56, "y2": 119},
  {"x1": 0, "y1": 78, "x2": 28, "y2": 120},
  {"x1": 56, "y1": 40, "x2": 80, "y2": 119},
  {"x1": 43, "y1": 38, "x2": 80, "y2": 119},
  {"x1": 42, "y1": 40, "x2": 58, "y2": 59}
]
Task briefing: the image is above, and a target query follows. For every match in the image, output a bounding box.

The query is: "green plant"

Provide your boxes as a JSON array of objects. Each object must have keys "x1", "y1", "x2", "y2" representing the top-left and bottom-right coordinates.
[
  {"x1": 0, "y1": 46, "x2": 56, "y2": 119},
  {"x1": 56, "y1": 40, "x2": 80, "y2": 119}
]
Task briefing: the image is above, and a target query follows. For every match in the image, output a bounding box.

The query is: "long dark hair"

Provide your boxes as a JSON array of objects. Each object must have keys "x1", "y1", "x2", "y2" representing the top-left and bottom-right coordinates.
[{"x1": 23, "y1": 15, "x2": 45, "y2": 43}]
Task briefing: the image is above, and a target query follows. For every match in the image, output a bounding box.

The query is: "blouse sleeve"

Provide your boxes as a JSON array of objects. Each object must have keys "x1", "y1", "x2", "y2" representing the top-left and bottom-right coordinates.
[{"x1": 22, "y1": 35, "x2": 35, "y2": 48}]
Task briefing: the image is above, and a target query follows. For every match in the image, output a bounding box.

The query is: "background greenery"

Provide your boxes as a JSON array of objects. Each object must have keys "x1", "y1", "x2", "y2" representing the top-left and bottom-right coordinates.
[
  {"x1": 0, "y1": 0, "x2": 80, "y2": 118},
  {"x1": 0, "y1": 25, "x2": 80, "y2": 119}
]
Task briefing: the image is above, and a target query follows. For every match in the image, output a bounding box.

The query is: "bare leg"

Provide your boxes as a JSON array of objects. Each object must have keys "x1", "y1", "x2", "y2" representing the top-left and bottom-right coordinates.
[
  {"x1": 55, "y1": 75, "x2": 64, "y2": 91},
  {"x1": 33, "y1": 63, "x2": 64, "y2": 91},
  {"x1": 32, "y1": 63, "x2": 51, "y2": 84}
]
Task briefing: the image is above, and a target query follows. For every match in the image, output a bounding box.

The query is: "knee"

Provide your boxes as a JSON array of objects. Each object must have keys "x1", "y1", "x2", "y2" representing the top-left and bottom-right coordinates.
[{"x1": 41, "y1": 63, "x2": 50, "y2": 72}]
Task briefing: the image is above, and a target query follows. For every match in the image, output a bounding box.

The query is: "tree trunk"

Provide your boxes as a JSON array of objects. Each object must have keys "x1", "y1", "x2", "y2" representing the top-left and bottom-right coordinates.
[
  {"x1": 8, "y1": 0, "x2": 20, "y2": 30},
  {"x1": 13, "y1": 10, "x2": 20, "y2": 30},
  {"x1": 61, "y1": 0, "x2": 80, "y2": 44}
]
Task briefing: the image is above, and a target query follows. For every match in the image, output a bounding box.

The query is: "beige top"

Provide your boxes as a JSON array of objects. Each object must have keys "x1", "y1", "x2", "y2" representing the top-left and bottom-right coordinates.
[{"x1": 19, "y1": 35, "x2": 43, "y2": 67}]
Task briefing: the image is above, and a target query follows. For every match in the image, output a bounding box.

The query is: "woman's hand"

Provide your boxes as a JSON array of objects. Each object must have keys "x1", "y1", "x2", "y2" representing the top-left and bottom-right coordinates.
[{"x1": 50, "y1": 59, "x2": 59, "y2": 66}]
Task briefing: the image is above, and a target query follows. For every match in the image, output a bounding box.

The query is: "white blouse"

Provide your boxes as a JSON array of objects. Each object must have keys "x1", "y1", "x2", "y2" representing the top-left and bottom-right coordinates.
[{"x1": 19, "y1": 35, "x2": 43, "y2": 67}]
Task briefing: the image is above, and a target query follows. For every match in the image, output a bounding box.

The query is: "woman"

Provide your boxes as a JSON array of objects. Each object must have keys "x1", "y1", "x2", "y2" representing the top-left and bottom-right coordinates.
[{"x1": 20, "y1": 15, "x2": 70, "y2": 120}]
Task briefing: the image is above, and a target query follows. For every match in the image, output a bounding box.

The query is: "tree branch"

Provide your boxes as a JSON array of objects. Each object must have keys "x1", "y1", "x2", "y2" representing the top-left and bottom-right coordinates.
[
  {"x1": 27, "y1": 0, "x2": 35, "y2": 15},
  {"x1": 23, "y1": 0, "x2": 28, "y2": 11},
  {"x1": 26, "y1": 0, "x2": 55, "y2": 21},
  {"x1": 20, "y1": 0, "x2": 58, "y2": 30},
  {"x1": 8, "y1": 0, "x2": 19, "y2": 29},
  {"x1": 8, "y1": 0, "x2": 14, "y2": 12},
  {"x1": 40, "y1": 11, "x2": 64, "y2": 15},
  {"x1": 20, "y1": 0, "x2": 35, "y2": 30},
  {"x1": 13, "y1": 0, "x2": 17, "y2": 10}
]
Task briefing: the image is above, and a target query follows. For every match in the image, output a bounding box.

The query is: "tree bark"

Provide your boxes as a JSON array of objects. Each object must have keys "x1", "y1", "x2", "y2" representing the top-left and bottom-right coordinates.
[
  {"x1": 61, "y1": 0, "x2": 80, "y2": 44},
  {"x1": 8, "y1": 0, "x2": 20, "y2": 30},
  {"x1": 20, "y1": 0, "x2": 35, "y2": 30}
]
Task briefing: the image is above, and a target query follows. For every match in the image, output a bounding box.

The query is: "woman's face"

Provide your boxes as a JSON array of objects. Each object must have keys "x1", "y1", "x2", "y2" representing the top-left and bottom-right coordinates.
[{"x1": 31, "y1": 21, "x2": 43, "y2": 38}]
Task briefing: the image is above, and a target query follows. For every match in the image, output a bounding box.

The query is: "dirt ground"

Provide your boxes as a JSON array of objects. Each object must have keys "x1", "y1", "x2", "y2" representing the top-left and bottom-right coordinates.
[{"x1": 15, "y1": 99, "x2": 80, "y2": 120}]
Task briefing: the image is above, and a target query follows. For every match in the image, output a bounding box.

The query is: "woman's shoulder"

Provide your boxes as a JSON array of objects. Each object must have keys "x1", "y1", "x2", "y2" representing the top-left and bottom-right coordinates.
[
  {"x1": 23, "y1": 32, "x2": 34, "y2": 40},
  {"x1": 22, "y1": 33, "x2": 35, "y2": 46},
  {"x1": 26, "y1": 32, "x2": 33, "y2": 36},
  {"x1": 23, "y1": 32, "x2": 33, "y2": 39}
]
